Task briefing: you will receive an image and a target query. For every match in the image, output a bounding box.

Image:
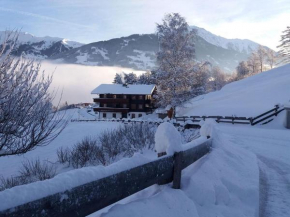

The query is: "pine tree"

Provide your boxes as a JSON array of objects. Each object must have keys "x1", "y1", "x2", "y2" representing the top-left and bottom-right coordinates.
[
  {"x1": 155, "y1": 13, "x2": 197, "y2": 116},
  {"x1": 113, "y1": 73, "x2": 123, "y2": 84},
  {"x1": 137, "y1": 71, "x2": 157, "y2": 84},
  {"x1": 277, "y1": 26, "x2": 290, "y2": 63},
  {"x1": 124, "y1": 72, "x2": 137, "y2": 84}
]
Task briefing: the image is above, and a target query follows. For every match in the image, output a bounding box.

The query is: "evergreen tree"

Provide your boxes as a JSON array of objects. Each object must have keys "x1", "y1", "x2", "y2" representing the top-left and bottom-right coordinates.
[
  {"x1": 113, "y1": 73, "x2": 123, "y2": 84},
  {"x1": 124, "y1": 72, "x2": 138, "y2": 84},
  {"x1": 277, "y1": 26, "x2": 290, "y2": 64}
]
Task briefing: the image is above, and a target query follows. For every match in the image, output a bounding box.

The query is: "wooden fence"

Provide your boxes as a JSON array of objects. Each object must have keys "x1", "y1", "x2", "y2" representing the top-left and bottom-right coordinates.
[
  {"x1": 175, "y1": 104, "x2": 285, "y2": 126},
  {"x1": 0, "y1": 140, "x2": 212, "y2": 217},
  {"x1": 72, "y1": 105, "x2": 285, "y2": 127}
]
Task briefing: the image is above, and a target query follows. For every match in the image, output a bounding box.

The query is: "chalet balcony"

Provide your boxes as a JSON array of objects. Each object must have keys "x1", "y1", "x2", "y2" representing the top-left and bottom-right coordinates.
[
  {"x1": 93, "y1": 98, "x2": 129, "y2": 103},
  {"x1": 93, "y1": 107, "x2": 129, "y2": 112}
]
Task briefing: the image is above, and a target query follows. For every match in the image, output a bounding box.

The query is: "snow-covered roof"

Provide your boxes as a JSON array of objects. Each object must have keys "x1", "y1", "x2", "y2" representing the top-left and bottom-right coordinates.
[{"x1": 91, "y1": 84, "x2": 156, "y2": 95}]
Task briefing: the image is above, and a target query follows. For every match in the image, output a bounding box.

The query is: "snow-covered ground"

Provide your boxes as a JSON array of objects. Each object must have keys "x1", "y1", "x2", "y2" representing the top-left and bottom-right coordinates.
[
  {"x1": 89, "y1": 112, "x2": 289, "y2": 217},
  {"x1": 178, "y1": 64, "x2": 290, "y2": 117},
  {"x1": 91, "y1": 65, "x2": 290, "y2": 217},
  {"x1": 1, "y1": 63, "x2": 289, "y2": 216},
  {"x1": 0, "y1": 109, "x2": 121, "y2": 179}
]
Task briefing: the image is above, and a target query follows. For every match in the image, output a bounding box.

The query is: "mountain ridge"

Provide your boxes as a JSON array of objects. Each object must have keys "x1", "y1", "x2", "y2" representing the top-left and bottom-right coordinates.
[{"x1": 0, "y1": 27, "x2": 271, "y2": 73}]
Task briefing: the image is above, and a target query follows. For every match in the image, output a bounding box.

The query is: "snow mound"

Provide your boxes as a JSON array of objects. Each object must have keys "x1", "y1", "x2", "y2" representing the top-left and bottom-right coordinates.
[
  {"x1": 199, "y1": 119, "x2": 217, "y2": 138},
  {"x1": 178, "y1": 64, "x2": 290, "y2": 117},
  {"x1": 154, "y1": 122, "x2": 182, "y2": 155}
]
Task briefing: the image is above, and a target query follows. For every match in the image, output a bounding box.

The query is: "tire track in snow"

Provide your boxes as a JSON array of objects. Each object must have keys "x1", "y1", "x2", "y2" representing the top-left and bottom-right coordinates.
[{"x1": 258, "y1": 156, "x2": 290, "y2": 217}]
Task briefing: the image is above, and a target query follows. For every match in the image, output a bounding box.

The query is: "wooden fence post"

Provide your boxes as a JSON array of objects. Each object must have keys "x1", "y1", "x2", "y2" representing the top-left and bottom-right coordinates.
[
  {"x1": 172, "y1": 151, "x2": 183, "y2": 189},
  {"x1": 285, "y1": 104, "x2": 290, "y2": 129}
]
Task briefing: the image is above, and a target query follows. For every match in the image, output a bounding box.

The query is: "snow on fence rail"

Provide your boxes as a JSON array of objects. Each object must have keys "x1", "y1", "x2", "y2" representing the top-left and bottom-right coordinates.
[
  {"x1": 71, "y1": 105, "x2": 285, "y2": 127},
  {"x1": 176, "y1": 104, "x2": 285, "y2": 126},
  {"x1": 0, "y1": 139, "x2": 212, "y2": 217}
]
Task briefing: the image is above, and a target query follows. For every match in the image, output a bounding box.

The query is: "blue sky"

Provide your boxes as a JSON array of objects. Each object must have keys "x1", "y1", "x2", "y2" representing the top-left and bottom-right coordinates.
[{"x1": 0, "y1": 0, "x2": 289, "y2": 49}]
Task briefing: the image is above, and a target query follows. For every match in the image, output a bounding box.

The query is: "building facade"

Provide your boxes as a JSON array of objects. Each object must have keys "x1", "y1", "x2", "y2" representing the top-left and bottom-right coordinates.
[{"x1": 91, "y1": 84, "x2": 156, "y2": 119}]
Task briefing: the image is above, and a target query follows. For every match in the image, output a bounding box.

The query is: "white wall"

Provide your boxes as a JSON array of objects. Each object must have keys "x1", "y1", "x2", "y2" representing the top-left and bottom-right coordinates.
[
  {"x1": 98, "y1": 112, "x2": 122, "y2": 119},
  {"x1": 128, "y1": 112, "x2": 146, "y2": 119}
]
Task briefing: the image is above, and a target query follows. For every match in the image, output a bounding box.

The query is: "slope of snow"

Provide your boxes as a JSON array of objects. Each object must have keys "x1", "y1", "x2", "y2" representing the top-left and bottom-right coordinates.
[
  {"x1": 178, "y1": 64, "x2": 290, "y2": 117},
  {"x1": 192, "y1": 26, "x2": 260, "y2": 54}
]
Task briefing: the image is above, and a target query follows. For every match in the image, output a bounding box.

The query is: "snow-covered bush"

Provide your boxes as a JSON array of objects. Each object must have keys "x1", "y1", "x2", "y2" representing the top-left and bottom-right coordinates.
[
  {"x1": 0, "y1": 159, "x2": 56, "y2": 191},
  {"x1": 99, "y1": 123, "x2": 156, "y2": 161},
  {"x1": 57, "y1": 124, "x2": 156, "y2": 168},
  {"x1": 199, "y1": 119, "x2": 217, "y2": 138},
  {"x1": 180, "y1": 129, "x2": 200, "y2": 143}
]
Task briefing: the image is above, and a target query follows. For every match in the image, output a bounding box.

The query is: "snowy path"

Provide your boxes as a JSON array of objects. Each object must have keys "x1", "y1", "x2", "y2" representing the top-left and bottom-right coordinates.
[{"x1": 218, "y1": 125, "x2": 290, "y2": 217}]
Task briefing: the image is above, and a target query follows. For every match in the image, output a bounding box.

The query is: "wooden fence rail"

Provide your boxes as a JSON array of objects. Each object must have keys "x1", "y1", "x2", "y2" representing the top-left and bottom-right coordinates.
[
  {"x1": 0, "y1": 140, "x2": 212, "y2": 217},
  {"x1": 72, "y1": 105, "x2": 285, "y2": 127}
]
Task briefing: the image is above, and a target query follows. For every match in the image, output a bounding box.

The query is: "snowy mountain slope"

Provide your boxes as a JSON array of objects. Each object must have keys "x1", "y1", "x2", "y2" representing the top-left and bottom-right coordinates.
[
  {"x1": 1, "y1": 27, "x2": 272, "y2": 72},
  {"x1": 50, "y1": 33, "x2": 250, "y2": 72},
  {"x1": 0, "y1": 31, "x2": 83, "y2": 59},
  {"x1": 177, "y1": 64, "x2": 290, "y2": 117},
  {"x1": 191, "y1": 26, "x2": 260, "y2": 54},
  {"x1": 50, "y1": 34, "x2": 158, "y2": 69}
]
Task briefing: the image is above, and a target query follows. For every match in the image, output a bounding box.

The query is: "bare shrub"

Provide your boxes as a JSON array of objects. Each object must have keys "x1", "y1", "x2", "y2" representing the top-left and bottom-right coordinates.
[
  {"x1": 19, "y1": 159, "x2": 56, "y2": 182},
  {"x1": 0, "y1": 159, "x2": 56, "y2": 191},
  {"x1": 0, "y1": 175, "x2": 25, "y2": 191},
  {"x1": 181, "y1": 129, "x2": 199, "y2": 143},
  {"x1": 70, "y1": 137, "x2": 105, "y2": 168},
  {"x1": 57, "y1": 147, "x2": 71, "y2": 164},
  {"x1": 0, "y1": 31, "x2": 67, "y2": 157},
  {"x1": 99, "y1": 123, "x2": 156, "y2": 161}
]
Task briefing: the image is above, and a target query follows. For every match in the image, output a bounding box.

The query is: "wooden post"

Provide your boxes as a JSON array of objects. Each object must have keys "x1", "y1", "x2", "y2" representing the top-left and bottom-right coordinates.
[
  {"x1": 285, "y1": 104, "x2": 290, "y2": 129},
  {"x1": 172, "y1": 151, "x2": 183, "y2": 189}
]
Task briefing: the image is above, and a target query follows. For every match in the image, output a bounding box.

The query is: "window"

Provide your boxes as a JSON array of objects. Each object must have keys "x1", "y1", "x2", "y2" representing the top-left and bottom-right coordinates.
[
  {"x1": 146, "y1": 95, "x2": 151, "y2": 100},
  {"x1": 138, "y1": 114, "x2": 142, "y2": 117},
  {"x1": 132, "y1": 95, "x2": 136, "y2": 100},
  {"x1": 139, "y1": 95, "x2": 143, "y2": 100},
  {"x1": 104, "y1": 94, "x2": 107, "y2": 98},
  {"x1": 123, "y1": 95, "x2": 127, "y2": 99},
  {"x1": 145, "y1": 104, "x2": 150, "y2": 107},
  {"x1": 103, "y1": 103, "x2": 107, "y2": 107},
  {"x1": 131, "y1": 104, "x2": 136, "y2": 109},
  {"x1": 131, "y1": 113, "x2": 136, "y2": 118},
  {"x1": 138, "y1": 104, "x2": 143, "y2": 109},
  {"x1": 113, "y1": 95, "x2": 116, "y2": 99},
  {"x1": 123, "y1": 104, "x2": 127, "y2": 108},
  {"x1": 103, "y1": 113, "x2": 106, "y2": 118},
  {"x1": 113, "y1": 113, "x2": 116, "y2": 118}
]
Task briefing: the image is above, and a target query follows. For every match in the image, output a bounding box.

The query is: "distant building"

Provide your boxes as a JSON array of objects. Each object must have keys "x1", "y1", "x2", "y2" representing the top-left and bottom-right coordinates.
[{"x1": 91, "y1": 84, "x2": 156, "y2": 119}]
